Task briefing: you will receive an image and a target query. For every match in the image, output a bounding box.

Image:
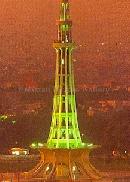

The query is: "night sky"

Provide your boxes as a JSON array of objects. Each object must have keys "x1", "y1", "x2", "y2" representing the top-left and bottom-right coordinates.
[{"x1": 0, "y1": 0, "x2": 130, "y2": 85}]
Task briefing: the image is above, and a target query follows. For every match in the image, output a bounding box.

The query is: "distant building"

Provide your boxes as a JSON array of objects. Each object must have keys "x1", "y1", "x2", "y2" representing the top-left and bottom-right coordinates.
[
  {"x1": 128, "y1": 87, "x2": 130, "y2": 92},
  {"x1": 87, "y1": 107, "x2": 94, "y2": 117},
  {"x1": 9, "y1": 148, "x2": 29, "y2": 156}
]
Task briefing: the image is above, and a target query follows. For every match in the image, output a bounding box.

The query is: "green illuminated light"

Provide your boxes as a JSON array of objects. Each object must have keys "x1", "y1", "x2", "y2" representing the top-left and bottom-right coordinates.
[
  {"x1": 38, "y1": 143, "x2": 44, "y2": 147},
  {"x1": 61, "y1": 24, "x2": 69, "y2": 31},
  {"x1": 87, "y1": 143, "x2": 94, "y2": 147},
  {"x1": 82, "y1": 143, "x2": 86, "y2": 146},
  {"x1": 31, "y1": 142, "x2": 44, "y2": 149},
  {"x1": 12, "y1": 120, "x2": 16, "y2": 124},
  {"x1": 31, "y1": 143, "x2": 36, "y2": 148},
  {"x1": 0, "y1": 115, "x2": 8, "y2": 121}
]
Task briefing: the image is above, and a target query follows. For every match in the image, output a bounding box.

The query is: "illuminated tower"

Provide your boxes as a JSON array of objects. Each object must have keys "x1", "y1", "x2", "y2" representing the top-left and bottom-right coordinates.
[
  {"x1": 47, "y1": 0, "x2": 83, "y2": 149},
  {"x1": 24, "y1": 1, "x2": 102, "y2": 181}
]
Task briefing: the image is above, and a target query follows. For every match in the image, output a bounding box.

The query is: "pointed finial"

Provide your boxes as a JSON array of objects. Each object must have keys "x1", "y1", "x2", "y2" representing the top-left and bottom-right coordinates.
[{"x1": 60, "y1": 0, "x2": 70, "y2": 21}]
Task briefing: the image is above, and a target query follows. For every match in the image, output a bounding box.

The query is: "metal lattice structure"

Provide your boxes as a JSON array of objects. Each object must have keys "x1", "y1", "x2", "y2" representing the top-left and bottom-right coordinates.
[
  {"x1": 22, "y1": 1, "x2": 102, "y2": 181},
  {"x1": 47, "y1": 0, "x2": 83, "y2": 149}
]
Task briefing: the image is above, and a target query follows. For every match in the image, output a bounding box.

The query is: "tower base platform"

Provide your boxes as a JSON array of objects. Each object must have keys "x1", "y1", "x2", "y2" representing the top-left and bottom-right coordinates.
[{"x1": 22, "y1": 147, "x2": 102, "y2": 181}]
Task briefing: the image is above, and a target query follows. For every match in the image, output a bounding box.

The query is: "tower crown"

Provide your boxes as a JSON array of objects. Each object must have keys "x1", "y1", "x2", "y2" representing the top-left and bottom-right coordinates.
[
  {"x1": 60, "y1": 0, "x2": 70, "y2": 21},
  {"x1": 56, "y1": 0, "x2": 72, "y2": 44}
]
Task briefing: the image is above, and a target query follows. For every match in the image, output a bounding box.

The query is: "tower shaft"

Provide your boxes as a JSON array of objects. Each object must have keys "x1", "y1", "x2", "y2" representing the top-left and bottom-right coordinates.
[{"x1": 47, "y1": 0, "x2": 82, "y2": 149}]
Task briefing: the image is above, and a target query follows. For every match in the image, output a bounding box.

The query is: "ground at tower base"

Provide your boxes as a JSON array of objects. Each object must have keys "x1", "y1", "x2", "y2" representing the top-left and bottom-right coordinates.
[
  {"x1": 0, "y1": 152, "x2": 130, "y2": 182},
  {"x1": 1, "y1": 172, "x2": 130, "y2": 182}
]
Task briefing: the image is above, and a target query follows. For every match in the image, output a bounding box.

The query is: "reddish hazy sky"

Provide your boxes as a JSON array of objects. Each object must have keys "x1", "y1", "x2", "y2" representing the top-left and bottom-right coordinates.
[{"x1": 0, "y1": 0, "x2": 130, "y2": 84}]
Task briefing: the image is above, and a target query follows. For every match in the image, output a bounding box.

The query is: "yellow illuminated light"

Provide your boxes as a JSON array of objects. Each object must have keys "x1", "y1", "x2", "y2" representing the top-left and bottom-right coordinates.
[{"x1": 46, "y1": 166, "x2": 50, "y2": 172}]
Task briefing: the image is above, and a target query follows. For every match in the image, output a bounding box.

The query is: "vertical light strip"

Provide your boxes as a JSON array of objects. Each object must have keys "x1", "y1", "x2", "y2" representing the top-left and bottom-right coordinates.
[{"x1": 65, "y1": 48, "x2": 69, "y2": 148}]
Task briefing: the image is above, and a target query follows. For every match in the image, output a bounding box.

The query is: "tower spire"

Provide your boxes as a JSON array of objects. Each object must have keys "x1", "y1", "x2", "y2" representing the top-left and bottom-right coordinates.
[
  {"x1": 60, "y1": 0, "x2": 70, "y2": 21},
  {"x1": 57, "y1": 0, "x2": 72, "y2": 43}
]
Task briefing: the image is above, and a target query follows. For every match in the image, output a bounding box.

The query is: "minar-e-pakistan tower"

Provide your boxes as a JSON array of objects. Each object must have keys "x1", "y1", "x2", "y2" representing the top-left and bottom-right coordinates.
[{"x1": 25, "y1": 0, "x2": 101, "y2": 181}]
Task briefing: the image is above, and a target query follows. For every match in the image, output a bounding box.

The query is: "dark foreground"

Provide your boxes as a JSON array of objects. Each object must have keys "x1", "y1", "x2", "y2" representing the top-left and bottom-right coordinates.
[
  {"x1": 0, "y1": 173, "x2": 130, "y2": 182},
  {"x1": 0, "y1": 155, "x2": 130, "y2": 181},
  {"x1": 0, "y1": 155, "x2": 130, "y2": 172}
]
